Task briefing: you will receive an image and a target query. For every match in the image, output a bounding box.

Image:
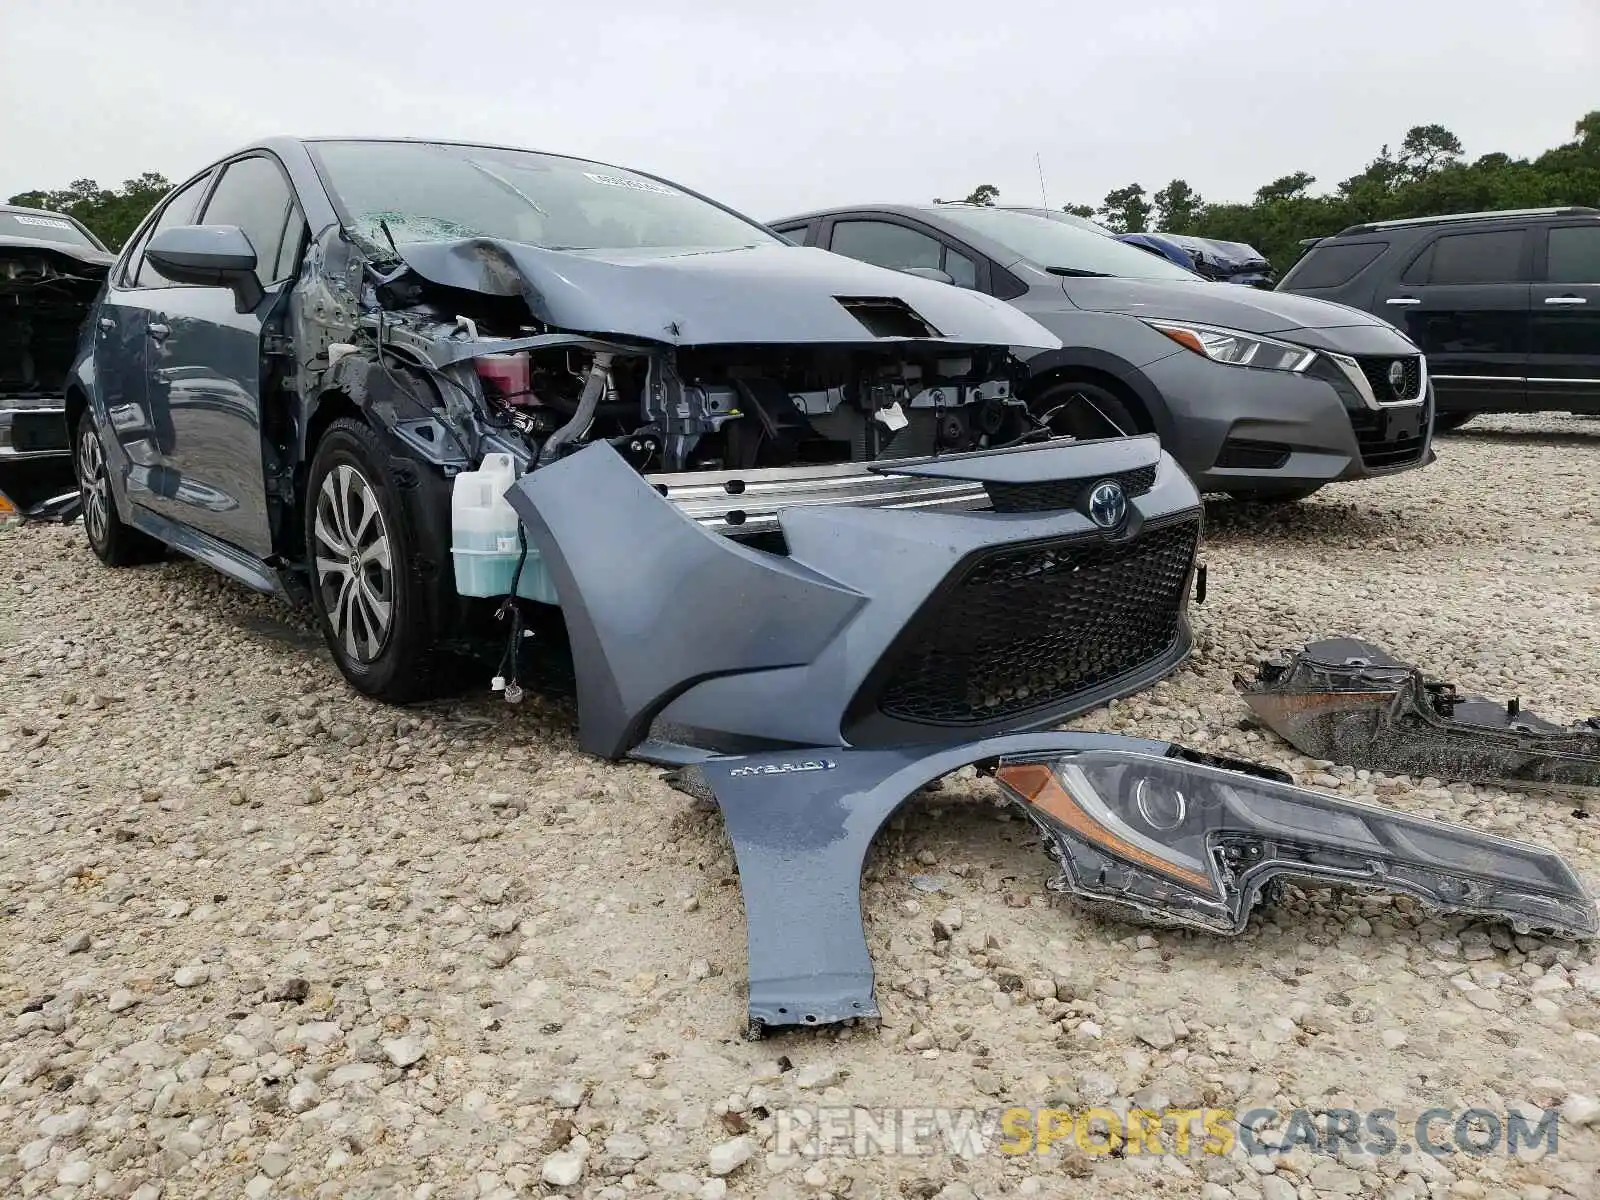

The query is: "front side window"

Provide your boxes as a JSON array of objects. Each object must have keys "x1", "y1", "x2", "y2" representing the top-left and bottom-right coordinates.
[
  {"x1": 1546, "y1": 224, "x2": 1600, "y2": 284},
  {"x1": 310, "y1": 140, "x2": 776, "y2": 254},
  {"x1": 199, "y1": 156, "x2": 295, "y2": 286},
  {"x1": 126, "y1": 171, "x2": 215, "y2": 288},
  {"x1": 831, "y1": 221, "x2": 943, "y2": 272}
]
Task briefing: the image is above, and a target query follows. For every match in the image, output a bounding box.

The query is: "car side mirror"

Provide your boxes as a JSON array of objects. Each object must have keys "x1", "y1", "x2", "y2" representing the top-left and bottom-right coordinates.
[
  {"x1": 145, "y1": 225, "x2": 264, "y2": 313},
  {"x1": 901, "y1": 266, "x2": 956, "y2": 285}
]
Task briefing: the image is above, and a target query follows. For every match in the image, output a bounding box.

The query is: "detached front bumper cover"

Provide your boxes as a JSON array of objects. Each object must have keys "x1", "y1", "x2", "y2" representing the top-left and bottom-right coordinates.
[
  {"x1": 666, "y1": 732, "x2": 1597, "y2": 1035},
  {"x1": 1237, "y1": 638, "x2": 1600, "y2": 796}
]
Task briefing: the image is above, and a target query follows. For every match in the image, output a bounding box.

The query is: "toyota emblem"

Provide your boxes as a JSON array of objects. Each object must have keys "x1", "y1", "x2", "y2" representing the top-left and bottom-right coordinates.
[{"x1": 1087, "y1": 479, "x2": 1127, "y2": 529}]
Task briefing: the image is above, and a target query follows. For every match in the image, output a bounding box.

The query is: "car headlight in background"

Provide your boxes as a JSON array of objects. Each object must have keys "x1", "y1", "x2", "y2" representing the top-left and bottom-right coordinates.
[
  {"x1": 995, "y1": 749, "x2": 1598, "y2": 939},
  {"x1": 1145, "y1": 319, "x2": 1316, "y2": 372}
]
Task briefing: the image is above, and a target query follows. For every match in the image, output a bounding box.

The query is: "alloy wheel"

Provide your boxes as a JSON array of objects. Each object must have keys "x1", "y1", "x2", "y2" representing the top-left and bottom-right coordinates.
[
  {"x1": 78, "y1": 427, "x2": 110, "y2": 548},
  {"x1": 313, "y1": 463, "x2": 394, "y2": 663}
]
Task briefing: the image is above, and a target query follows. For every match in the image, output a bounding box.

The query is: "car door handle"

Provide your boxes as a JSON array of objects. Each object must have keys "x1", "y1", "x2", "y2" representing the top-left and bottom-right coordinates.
[
  {"x1": 1385, "y1": 297, "x2": 1421, "y2": 306},
  {"x1": 147, "y1": 323, "x2": 171, "y2": 341},
  {"x1": 97, "y1": 317, "x2": 116, "y2": 331},
  {"x1": 1543, "y1": 296, "x2": 1587, "y2": 306}
]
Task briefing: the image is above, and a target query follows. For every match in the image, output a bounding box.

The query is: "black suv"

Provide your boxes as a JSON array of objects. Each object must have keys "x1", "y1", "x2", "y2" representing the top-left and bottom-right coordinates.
[{"x1": 1278, "y1": 207, "x2": 1600, "y2": 428}]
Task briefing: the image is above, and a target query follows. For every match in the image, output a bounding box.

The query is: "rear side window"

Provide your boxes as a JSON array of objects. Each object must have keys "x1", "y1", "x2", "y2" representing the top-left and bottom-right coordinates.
[
  {"x1": 1407, "y1": 229, "x2": 1526, "y2": 285},
  {"x1": 1282, "y1": 241, "x2": 1386, "y2": 288},
  {"x1": 124, "y1": 171, "x2": 214, "y2": 287},
  {"x1": 199, "y1": 156, "x2": 295, "y2": 285},
  {"x1": 1546, "y1": 224, "x2": 1600, "y2": 284}
]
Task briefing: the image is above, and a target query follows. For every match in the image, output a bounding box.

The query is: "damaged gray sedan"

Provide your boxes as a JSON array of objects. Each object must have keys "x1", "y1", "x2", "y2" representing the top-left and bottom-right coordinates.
[{"x1": 68, "y1": 137, "x2": 1205, "y2": 751}]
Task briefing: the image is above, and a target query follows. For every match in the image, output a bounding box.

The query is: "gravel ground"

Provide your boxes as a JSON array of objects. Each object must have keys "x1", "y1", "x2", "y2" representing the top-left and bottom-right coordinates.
[{"x1": 3, "y1": 414, "x2": 1599, "y2": 1200}]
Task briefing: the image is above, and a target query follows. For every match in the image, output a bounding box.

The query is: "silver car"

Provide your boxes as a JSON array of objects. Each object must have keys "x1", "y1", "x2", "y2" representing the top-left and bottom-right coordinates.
[{"x1": 772, "y1": 204, "x2": 1435, "y2": 501}]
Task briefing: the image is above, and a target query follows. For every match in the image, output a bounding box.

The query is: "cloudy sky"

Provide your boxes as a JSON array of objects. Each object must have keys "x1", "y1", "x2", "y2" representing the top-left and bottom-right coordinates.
[{"x1": 4, "y1": 0, "x2": 1596, "y2": 221}]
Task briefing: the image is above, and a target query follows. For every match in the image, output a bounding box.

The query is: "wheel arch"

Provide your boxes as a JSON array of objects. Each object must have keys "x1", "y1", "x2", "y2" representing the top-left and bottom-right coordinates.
[{"x1": 1020, "y1": 349, "x2": 1172, "y2": 441}]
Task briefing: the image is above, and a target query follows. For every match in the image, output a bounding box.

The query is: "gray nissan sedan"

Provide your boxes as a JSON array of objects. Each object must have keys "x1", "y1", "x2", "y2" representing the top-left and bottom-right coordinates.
[{"x1": 771, "y1": 204, "x2": 1436, "y2": 500}]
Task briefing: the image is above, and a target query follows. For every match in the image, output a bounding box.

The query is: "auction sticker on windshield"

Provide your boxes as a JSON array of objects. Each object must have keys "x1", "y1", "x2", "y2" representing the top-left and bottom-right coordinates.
[{"x1": 13, "y1": 216, "x2": 75, "y2": 231}]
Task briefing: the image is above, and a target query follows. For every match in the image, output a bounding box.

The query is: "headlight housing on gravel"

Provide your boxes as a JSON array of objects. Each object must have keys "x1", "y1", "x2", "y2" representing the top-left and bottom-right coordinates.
[
  {"x1": 1145, "y1": 319, "x2": 1316, "y2": 372},
  {"x1": 996, "y1": 749, "x2": 1599, "y2": 939}
]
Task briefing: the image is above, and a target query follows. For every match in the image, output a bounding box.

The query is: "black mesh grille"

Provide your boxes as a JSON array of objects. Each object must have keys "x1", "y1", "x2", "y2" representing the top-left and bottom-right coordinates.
[
  {"x1": 868, "y1": 516, "x2": 1200, "y2": 725},
  {"x1": 1215, "y1": 438, "x2": 1292, "y2": 469},
  {"x1": 1355, "y1": 355, "x2": 1424, "y2": 403},
  {"x1": 985, "y1": 464, "x2": 1158, "y2": 514},
  {"x1": 1349, "y1": 407, "x2": 1430, "y2": 469}
]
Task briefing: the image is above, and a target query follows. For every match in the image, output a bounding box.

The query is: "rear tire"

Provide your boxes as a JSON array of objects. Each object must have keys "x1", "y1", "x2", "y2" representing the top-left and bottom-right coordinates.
[
  {"x1": 305, "y1": 418, "x2": 446, "y2": 703},
  {"x1": 1433, "y1": 411, "x2": 1475, "y2": 432},
  {"x1": 1028, "y1": 379, "x2": 1140, "y2": 440},
  {"x1": 76, "y1": 409, "x2": 162, "y2": 566}
]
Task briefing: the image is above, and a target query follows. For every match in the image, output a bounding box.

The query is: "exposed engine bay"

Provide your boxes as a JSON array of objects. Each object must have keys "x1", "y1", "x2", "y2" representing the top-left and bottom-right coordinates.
[
  {"x1": 295, "y1": 227, "x2": 1060, "y2": 506},
  {"x1": 472, "y1": 341, "x2": 1025, "y2": 474},
  {"x1": 353, "y1": 264, "x2": 1035, "y2": 478},
  {"x1": 0, "y1": 249, "x2": 105, "y2": 401}
]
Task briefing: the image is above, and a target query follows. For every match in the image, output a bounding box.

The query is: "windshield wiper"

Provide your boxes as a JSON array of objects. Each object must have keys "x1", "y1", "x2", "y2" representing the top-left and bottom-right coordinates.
[
  {"x1": 465, "y1": 160, "x2": 549, "y2": 217},
  {"x1": 1044, "y1": 266, "x2": 1113, "y2": 278}
]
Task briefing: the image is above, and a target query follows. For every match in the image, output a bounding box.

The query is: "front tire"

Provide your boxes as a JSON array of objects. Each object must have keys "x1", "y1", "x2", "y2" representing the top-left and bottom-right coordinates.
[
  {"x1": 306, "y1": 418, "x2": 445, "y2": 703},
  {"x1": 1028, "y1": 380, "x2": 1140, "y2": 440},
  {"x1": 1433, "y1": 411, "x2": 1475, "y2": 432},
  {"x1": 76, "y1": 409, "x2": 161, "y2": 566}
]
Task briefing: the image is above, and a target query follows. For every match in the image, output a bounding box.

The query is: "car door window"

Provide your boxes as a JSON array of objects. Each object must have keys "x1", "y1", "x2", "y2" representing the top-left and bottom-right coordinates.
[
  {"x1": 1546, "y1": 225, "x2": 1600, "y2": 283},
  {"x1": 198, "y1": 156, "x2": 295, "y2": 286},
  {"x1": 945, "y1": 247, "x2": 977, "y2": 288},
  {"x1": 1415, "y1": 230, "x2": 1526, "y2": 285},
  {"x1": 124, "y1": 171, "x2": 215, "y2": 288},
  {"x1": 830, "y1": 220, "x2": 979, "y2": 287},
  {"x1": 274, "y1": 202, "x2": 310, "y2": 282},
  {"x1": 831, "y1": 220, "x2": 943, "y2": 273}
]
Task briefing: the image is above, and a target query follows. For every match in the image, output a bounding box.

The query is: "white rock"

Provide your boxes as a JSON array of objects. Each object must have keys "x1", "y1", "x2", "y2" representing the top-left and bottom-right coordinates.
[
  {"x1": 706, "y1": 1136, "x2": 754, "y2": 1176},
  {"x1": 172, "y1": 963, "x2": 210, "y2": 988},
  {"x1": 107, "y1": 989, "x2": 141, "y2": 1012},
  {"x1": 57, "y1": 1160, "x2": 93, "y2": 1185},
  {"x1": 39, "y1": 1107, "x2": 90, "y2": 1138},
  {"x1": 541, "y1": 1149, "x2": 585, "y2": 1187},
  {"x1": 382, "y1": 1036, "x2": 427, "y2": 1067},
  {"x1": 1561, "y1": 1093, "x2": 1600, "y2": 1127}
]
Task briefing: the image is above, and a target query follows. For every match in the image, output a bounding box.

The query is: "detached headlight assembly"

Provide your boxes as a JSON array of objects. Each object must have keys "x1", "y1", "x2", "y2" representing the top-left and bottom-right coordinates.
[
  {"x1": 1146, "y1": 319, "x2": 1316, "y2": 372},
  {"x1": 996, "y1": 749, "x2": 1598, "y2": 939}
]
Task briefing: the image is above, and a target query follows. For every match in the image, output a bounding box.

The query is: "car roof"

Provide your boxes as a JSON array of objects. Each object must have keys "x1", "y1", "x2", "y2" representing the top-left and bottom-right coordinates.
[
  {"x1": 771, "y1": 202, "x2": 948, "y2": 226},
  {"x1": 3, "y1": 202, "x2": 80, "y2": 220},
  {"x1": 1331, "y1": 206, "x2": 1600, "y2": 238}
]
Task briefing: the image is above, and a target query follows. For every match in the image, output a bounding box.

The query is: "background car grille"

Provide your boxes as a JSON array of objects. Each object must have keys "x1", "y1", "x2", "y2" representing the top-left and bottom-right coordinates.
[
  {"x1": 864, "y1": 515, "x2": 1200, "y2": 725},
  {"x1": 1356, "y1": 355, "x2": 1424, "y2": 403},
  {"x1": 984, "y1": 463, "x2": 1158, "y2": 514},
  {"x1": 1349, "y1": 399, "x2": 1431, "y2": 470}
]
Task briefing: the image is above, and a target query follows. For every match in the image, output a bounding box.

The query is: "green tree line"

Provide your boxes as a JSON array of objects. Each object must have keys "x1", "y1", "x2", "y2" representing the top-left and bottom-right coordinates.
[
  {"x1": 7, "y1": 174, "x2": 174, "y2": 251},
  {"x1": 945, "y1": 112, "x2": 1600, "y2": 271}
]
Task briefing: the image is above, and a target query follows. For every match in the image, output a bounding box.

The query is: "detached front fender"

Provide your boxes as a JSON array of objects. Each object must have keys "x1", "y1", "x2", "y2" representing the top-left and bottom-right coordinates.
[
  {"x1": 663, "y1": 731, "x2": 1170, "y2": 1033},
  {"x1": 662, "y1": 731, "x2": 1596, "y2": 1036}
]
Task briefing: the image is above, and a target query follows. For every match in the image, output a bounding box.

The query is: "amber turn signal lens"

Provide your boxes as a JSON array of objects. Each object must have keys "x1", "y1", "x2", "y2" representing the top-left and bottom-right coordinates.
[{"x1": 996, "y1": 761, "x2": 1216, "y2": 894}]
